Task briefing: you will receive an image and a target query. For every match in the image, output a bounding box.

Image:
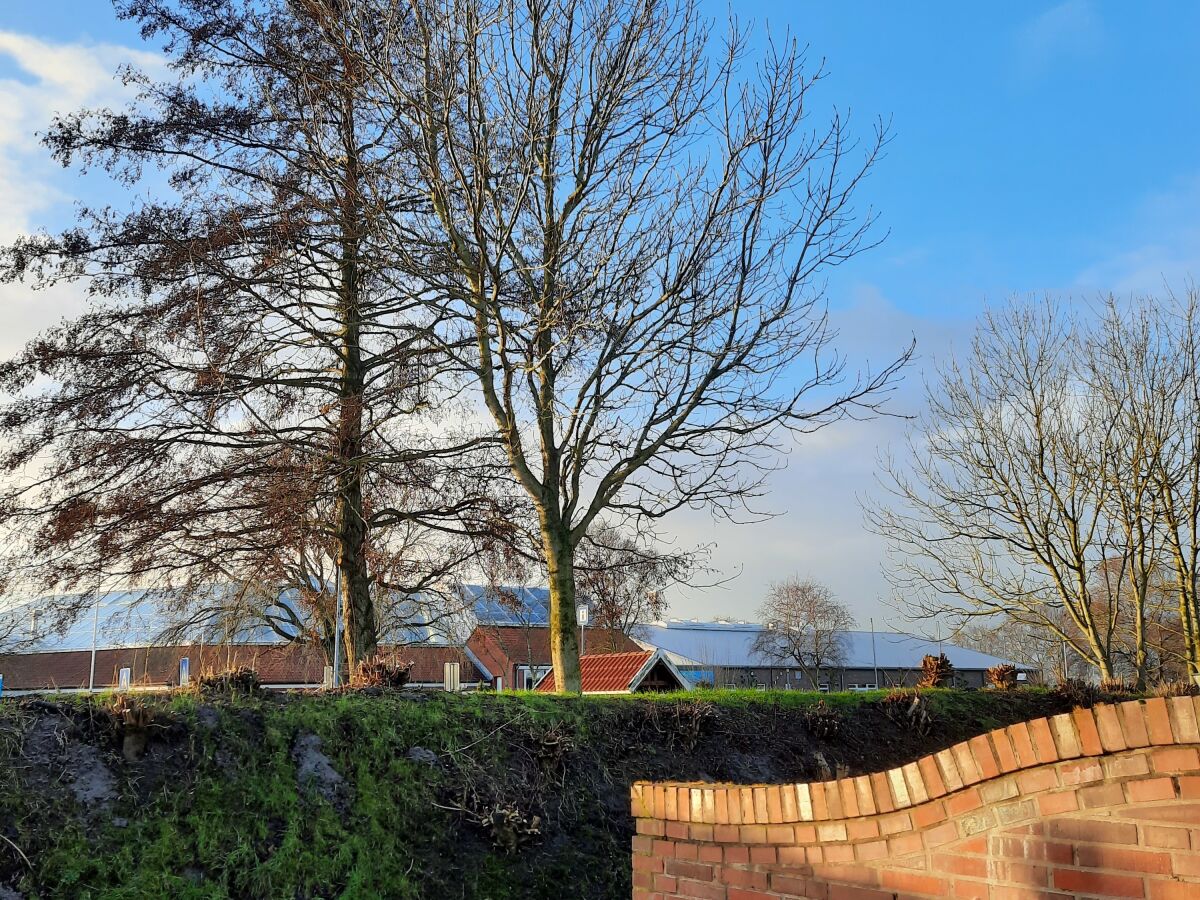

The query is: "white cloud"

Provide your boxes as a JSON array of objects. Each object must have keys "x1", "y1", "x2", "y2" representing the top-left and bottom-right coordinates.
[
  {"x1": 0, "y1": 31, "x2": 158, "y2": 104},
  {"x1": 1074, "y1": 172, "x2": 1200, "y2": 294},
  {"x1": 1014, "y1": 0, "x2": 1104, "y2": 81},
  {"x1": 0, "y1": 31, "x2": 162, "y2": 353},
  {"x1": 663, "y1": 288, "x2": 972, "y2": 630}
]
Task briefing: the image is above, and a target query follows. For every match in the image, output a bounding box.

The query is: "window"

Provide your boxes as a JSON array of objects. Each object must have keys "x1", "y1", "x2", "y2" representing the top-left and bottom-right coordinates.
[
  {"x1": 178, "y1": 657, "x2": 190, "y2": 687},
  {"x1": 847, "y1": 683, "x2": 878, "y2": 692},
  {"x1": 518, "y1": 666, "x2": 551, "y2": 690},
  {"x1": 818, "y1": 683, "x2": 830, "y2": 693},
  {"x1": 118, "y1": 667, "x2": 132, "y2": 690},
  {"x1": 723, "y1": 682, "x2": 737, "y2": 690},
  {"x1": 755, "y1": 683, "x2": 767, "y2": 691}
]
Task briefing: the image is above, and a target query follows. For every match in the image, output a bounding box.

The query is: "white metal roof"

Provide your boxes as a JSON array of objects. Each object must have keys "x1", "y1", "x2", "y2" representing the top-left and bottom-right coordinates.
[{"x1": 633, "y1": 620, "x2": 1027, "y2": 671}]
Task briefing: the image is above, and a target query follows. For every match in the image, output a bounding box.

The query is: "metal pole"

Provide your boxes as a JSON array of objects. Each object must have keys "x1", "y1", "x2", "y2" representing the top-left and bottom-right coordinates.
[
  {"x1": 331, "y1": 566, "x2": 342, "y2": 689},
  {"x1": 88, "y1": 593, "x2": 101, "y2": 692},
  {"x1": 870, "y1": 617, "x2": 879, "y2": 688}
]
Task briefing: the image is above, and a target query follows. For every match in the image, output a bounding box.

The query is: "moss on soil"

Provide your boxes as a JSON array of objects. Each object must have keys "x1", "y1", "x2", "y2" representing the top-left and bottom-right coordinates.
[{"x1": 0, "y1": 687, "x2": 1083, "y2": 899}]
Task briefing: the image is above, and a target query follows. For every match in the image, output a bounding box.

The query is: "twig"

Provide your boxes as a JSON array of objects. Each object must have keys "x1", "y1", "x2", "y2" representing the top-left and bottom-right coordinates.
[
  {"x1": 0, "y1": 832, "x2": 31, "y2": 869},
  {"x1": 441, "y1": 712, "x2": 526, "y2": 758}
]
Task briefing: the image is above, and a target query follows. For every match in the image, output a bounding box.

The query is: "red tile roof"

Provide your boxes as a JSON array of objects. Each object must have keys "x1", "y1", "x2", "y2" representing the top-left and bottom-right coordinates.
[
  {"x1": 535, "y1": 650, "x2": 657, "y2": 693},
  {"x1": 468, "y1": 625, "x2": 640, "y2": 672}
]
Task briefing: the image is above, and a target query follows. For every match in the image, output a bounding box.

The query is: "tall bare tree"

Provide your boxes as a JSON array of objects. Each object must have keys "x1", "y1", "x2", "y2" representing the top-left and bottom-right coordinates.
[
  {"x1": 0, "y1": 0, "x2": 499, "y2": 671},
  {"x1": 1092, "y1": 292, "x2": 1200, "y2": 679},
  {"x1": 867, "y1": 301, "x2": 1123, "y2": 680},
  {"x1": 356, "y1": 0, "x2": 909, "y2": 690},
  {"x1": 752, "y1": 576, "x2": 854, "y2": 687},
  {"x1": 870, "y1": 293, "x2": 1200, "y2": 684}
]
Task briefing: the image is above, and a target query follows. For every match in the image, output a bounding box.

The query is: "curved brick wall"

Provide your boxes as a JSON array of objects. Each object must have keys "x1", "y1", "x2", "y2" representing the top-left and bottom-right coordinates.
[{"x1": 631, "y1": 697, "x2": 1200, "y2": 899}]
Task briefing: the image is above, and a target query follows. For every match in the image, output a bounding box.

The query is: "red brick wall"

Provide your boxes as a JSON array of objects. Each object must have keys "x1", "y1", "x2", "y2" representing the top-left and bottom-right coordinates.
[
  {"x1": 0, "y1": 642, "x2": 485, "y2": 690},
  {"x1": 631, "y1": 697, "x2": 1200, "y2": 899}
]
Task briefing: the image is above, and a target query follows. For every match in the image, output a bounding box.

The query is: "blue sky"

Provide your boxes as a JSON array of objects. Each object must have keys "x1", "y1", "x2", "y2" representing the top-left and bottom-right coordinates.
[
  {"x1": 734, "y1": 0, "x2": 1200, "y2": 314},
  {"x1": 1, "y1": 2, "x2": 1197, "y2": 627}
]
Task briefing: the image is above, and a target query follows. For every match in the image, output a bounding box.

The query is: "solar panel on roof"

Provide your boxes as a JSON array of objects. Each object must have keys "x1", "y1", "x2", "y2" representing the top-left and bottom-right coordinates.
[{"x1": 461, "y1": 584, "x2": 551, "y2": 626}]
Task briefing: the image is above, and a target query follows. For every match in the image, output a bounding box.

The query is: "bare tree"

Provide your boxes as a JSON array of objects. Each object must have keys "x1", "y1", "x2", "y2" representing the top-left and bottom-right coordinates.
[
  {"x1": 752, "y1": 577, "x2": 854, "y2": 687},
  {"x1": 355, "y1": 0, "x2": 909, "y2": 690},
  {"x1": 0, "y1": 0, "x2": 501, "y2": 672},
  {"x1": 868, "y1": 301, "x2": 1125, "y2": 679},
  {"x1": 959, "y1": 618, "x2": 1080, "y2": 685},
  {"x1": 1092, "y1": 292, "x2": 1200, "y2": 679},
  {"x1": 869, "y1": 293, "x2": 1200, "y2": 684}
]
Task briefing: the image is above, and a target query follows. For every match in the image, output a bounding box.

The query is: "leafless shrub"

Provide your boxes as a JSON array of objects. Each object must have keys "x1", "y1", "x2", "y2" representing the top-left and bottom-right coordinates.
[
  {"x1": 879, "y1": 689, "x2": 934, "y2": 736},
  {"x1": 1098, "y1": 676, "x2": 1135, "y2": 696},
  {"x1": 354, "y1": 658, "x2": 413, "y2": 689},
  {"x1": 195, "y1": 667, "x2": 262, "y2": 696},
  {"x1": 1150, "y1": 679, "x2": 1200, "y2": 698},
  {"x1": 801, "y1": 700, "x2": 842, "y2": 740},
  {"x1": 1054, "y1": 678, "x2": 1102, "y2": 708}
]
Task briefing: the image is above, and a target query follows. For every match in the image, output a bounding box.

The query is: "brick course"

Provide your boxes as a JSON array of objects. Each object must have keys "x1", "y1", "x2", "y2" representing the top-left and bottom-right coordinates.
[{"x1": 632, "y1": 699, "x2": 1200, "y2": 899}]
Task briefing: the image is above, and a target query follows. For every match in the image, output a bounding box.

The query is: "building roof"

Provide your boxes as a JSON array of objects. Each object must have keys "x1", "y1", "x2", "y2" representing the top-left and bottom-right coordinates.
[
  {"x1": 633, "y1": 620, "x2": 1027, "y2": 671},
  {"x1": 533, "y1": 649, "x2": 690, "y2": 694},
  {"x1": 389, "y1": 645, "x2": 489, "y2": 685},
  {"x1": 467, "y1": 624, "x2": 641, "y2": 675},
  {"x1": 461, "y1": 584, "x2": 551, "y2": 626}
]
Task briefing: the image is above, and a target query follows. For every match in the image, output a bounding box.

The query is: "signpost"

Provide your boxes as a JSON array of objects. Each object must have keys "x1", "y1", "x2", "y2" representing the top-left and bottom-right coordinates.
[{"x1": 577, "y1": 602, "x2": 589, "y2": 659}]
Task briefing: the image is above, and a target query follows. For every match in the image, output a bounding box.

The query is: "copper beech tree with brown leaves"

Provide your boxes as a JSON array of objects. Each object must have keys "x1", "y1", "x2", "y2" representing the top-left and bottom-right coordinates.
[
  {"x1": 0, "y1": 0, "x2": 506, "y2": 671},
  {"x1": 354, "y1": 0, "x2": 911, "y2": 691}
]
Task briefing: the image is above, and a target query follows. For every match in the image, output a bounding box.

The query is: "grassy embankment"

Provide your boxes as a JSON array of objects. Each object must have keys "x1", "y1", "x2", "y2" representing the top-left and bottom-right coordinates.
[{"x1": 0, "y1": 686, "x2": 1080, "y2": 899}]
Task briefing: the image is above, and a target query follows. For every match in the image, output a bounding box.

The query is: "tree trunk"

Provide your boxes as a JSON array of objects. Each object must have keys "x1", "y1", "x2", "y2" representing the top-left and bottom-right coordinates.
[
  {"x1": 1133, "y1": 596, "x2": 1148, "y2": 690},
  {"x1": 543, "y1": 525, "x2": 581, "y2": 693},
  {"x1": 334, "y1": 382, "x2": 376, "y2": 672},
  {"x1": 333, "y1": 100, "x2": 377, "y2": 677},
  {"x1": 1092, "y1": 652, "x2": 1115, "y2": 682}
]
